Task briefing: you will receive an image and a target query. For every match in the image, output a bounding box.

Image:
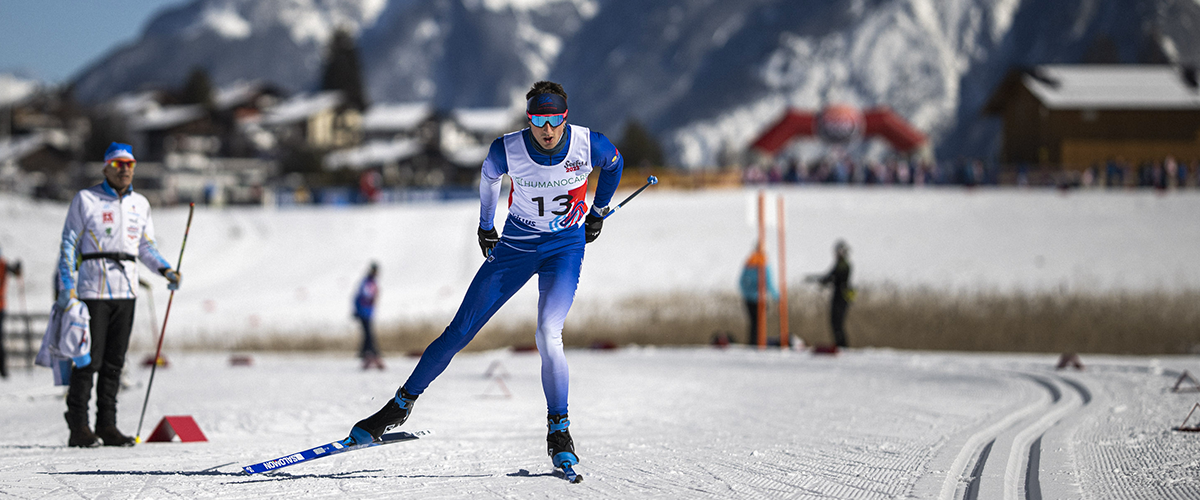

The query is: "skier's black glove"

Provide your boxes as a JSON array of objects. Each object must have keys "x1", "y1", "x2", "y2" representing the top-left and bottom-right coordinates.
[
  {"x1": 478, "y1": 226, "x2": 500, "y2": 258},
  {"x1": 584, "y1": 209, "x2": 604, "y2": 243}
]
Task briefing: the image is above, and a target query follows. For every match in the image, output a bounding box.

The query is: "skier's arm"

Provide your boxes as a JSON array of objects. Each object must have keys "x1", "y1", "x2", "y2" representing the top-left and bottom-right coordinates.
[
  {"x1": 478, "y1": 138, "x2": 508, "y2": 231},
  {"x1": 137, "y1": 205, "x2": 173, "y2": 276},
  {"x1": 56, "y1": 194, "x2": 85, "y2": 307},
  {"x1": 582, "y1": 132, "x2": 623, "y2": 243},
  {"x1": 588, "y1": 131, "x2": 624, "y2": 212},
  {"x1": 138, "y1": 206, "x2": 179, "y2": 290}
]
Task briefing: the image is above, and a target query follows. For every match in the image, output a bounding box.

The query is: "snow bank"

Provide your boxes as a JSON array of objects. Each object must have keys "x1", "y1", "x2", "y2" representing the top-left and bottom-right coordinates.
[{"x1": 2, "y1": 186, "x2": 1198, "y2": 345}]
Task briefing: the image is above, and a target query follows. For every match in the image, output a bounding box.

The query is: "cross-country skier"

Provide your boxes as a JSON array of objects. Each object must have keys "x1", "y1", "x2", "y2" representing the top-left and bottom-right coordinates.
[
  {"x1": 56, "y1": 143, "x2": 181, "y2": 447},
  {"x1": 344, "y1": 81, "x2": 624, "y2": 475}
]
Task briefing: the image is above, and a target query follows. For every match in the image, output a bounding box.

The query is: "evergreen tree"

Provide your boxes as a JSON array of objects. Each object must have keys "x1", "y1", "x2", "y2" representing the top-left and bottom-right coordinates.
[
  {"x1": 618, "y1": 118, "x2": 664, "y2": 168},
  {"x1": 180, "y1": 67, "x2": 215, "y2": 109},
  {"x1": 321, "y1": 28, "x2": 368, "y2": 111}
]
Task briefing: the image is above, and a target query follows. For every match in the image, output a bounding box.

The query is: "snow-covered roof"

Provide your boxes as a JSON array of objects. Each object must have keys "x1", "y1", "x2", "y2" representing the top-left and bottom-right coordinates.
[
  {"x1": 0, "y1": 130, "x2": 69, "y2": 163},
  {"x1": 261, "y1": 91, "x2": 343, "y2": 126},
  {"x1": 129, "y1": 104, "x2": 207, "y2": 131},
  {"x1": 215, "y1": 81, "x2": 266, "y2": 110},
  {"x1": 362, "y1": 102, "x2": 433, "y2": 132},
  {"x1": 1024, "y1": 65, "x2": 1200, "y2": 110},
  {"x1": 108, "y1": 91, "x2": 163, "y2": 117},
  {"x1": 0, "y1": 74, "x2": 38, "y2": 107},
  {"x1": 443, "y1": 143, "x2": 490, "y2": 167},
  {"x1": 451, "y1": 107, "x2": 518, "y2": 134},
  {"x1": 324, "y1": 138, "x2": 422, "y2": 170}
]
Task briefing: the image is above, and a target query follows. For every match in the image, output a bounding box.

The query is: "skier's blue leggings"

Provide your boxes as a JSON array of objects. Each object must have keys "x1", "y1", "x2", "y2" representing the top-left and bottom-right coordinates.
[{"x1": 403, "y1": 229, "x2": 584, "y2": 415}]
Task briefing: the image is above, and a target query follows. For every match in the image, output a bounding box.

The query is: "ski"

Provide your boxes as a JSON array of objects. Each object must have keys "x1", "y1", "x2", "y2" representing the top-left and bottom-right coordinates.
[
  {"x1": 242, "y1": 430, "x2": 429, "y2": 474},
  {"x1": 560, "y1": 464, "x2": 583, "y2": 483}
]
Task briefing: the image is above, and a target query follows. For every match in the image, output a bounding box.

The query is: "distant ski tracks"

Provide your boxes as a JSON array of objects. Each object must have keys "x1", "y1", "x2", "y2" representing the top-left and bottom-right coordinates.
[{"x1": 940, "y1": 370, "x2": 1092, "y2": 500}]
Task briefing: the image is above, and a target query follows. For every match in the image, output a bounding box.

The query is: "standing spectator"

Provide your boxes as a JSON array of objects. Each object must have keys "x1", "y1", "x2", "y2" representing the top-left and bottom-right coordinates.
[
  {"x1": 1167, "y1": 156, "x2": 1187, "y2": 188},
  {"x1": 739, "y1": 244, "x2": 778, "y2": 345},
  {"x1": 0, "y1": 247, "x2": 23, "y2": 379},
  {"x1": 1165, "y1": 156, "x2": 1179, "y2": 190},
  {"x1": 56, "y1": 143, "x2": 181, "y2": 447},
  {"x1": 783, "y1": 158, "x2": 802, "y2": 183},
  {"x1": 354, "y1": 261, "x2": 383, "y2": 370},
  {"x1": 807, "y1": 240, "x2": 854, "y2": 349}
]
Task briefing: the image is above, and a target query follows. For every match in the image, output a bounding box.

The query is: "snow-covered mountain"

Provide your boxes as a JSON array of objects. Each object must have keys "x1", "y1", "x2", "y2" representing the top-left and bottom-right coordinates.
[
  {"x1": 69, "y1": 0, "x2": 1200, "y2": 167},
  {"x1": 70, "y1": 0, "x2": 389, "y2": 104}
]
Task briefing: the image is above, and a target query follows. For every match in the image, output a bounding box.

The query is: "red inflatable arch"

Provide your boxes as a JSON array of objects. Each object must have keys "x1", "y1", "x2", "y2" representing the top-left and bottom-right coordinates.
[{"x1": 751, "y1": 105, "x2": 927, "y2": 155}]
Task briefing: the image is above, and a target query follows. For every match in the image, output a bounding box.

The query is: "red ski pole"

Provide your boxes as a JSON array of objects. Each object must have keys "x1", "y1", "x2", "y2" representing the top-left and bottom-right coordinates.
[{"x1": 135, "y1": 203, "x2": 195, "y2": 443}]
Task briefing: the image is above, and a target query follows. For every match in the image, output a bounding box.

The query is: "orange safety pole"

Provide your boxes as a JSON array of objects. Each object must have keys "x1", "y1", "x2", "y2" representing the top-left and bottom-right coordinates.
[
  {"x1": 777, "y1": 196, "x2": 788, "y2": 349},
  {"x1": 756, "y1": 191, "x2": 767, "y2": 350}
]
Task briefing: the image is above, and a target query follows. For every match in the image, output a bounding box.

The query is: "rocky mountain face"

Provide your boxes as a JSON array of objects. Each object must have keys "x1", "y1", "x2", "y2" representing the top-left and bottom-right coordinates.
[{"x1": 69, "y1": 0, "x2": 1200, "y2": 167}]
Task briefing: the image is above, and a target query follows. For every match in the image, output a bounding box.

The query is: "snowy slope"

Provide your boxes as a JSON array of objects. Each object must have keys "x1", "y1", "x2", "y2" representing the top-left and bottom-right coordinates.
[
  {"x1": 2, "y1": 348, "x2": 1199, "y2": 498},
  {"x1": 2, "y1": 187, "x2": 1199, "y2": 347}
]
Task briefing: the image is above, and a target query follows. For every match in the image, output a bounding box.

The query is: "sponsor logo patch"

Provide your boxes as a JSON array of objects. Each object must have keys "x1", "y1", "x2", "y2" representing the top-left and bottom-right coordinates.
[{"x1": 564, "y1": 160, "x2": 585, "y2": 173}]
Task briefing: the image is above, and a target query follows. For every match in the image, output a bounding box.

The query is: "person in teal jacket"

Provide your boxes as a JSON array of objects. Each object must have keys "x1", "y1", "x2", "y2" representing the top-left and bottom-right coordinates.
[{"x1": 740, "y1": 246, "x2": 779, "y2": 345}]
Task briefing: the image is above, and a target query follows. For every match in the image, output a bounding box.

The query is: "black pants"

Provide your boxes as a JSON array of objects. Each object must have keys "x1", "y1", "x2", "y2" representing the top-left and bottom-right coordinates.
[
  {"x1": 67, "y1": 299, "x2": 135, "y2": 426},
  {"x1": 830, "y1": 298, "x2": 849, "y2": 348},
  {"x1": 744, "y1": 299, "x2": 761, "y2": 345},
  {"x1": 358, "y1": 316, "x2": 378, "y2": 357},
  {"x1": 0, "y1": 309, "x2": 7, "y2": 378}
]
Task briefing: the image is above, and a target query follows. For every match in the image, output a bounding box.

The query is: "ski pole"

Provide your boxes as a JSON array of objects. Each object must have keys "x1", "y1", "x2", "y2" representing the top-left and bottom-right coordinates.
[
  {"x1": 601, "y1": 176, "x2": 658, "y2": 219},
  {"x1": 135, "y1": 203, "x2": 195, "y2": 443}
]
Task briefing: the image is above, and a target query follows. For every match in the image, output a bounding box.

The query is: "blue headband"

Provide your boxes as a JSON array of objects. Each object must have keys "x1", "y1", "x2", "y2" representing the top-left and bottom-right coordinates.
[{"x1": 526, "y1": 93, "x2": 567, "y2": 115}]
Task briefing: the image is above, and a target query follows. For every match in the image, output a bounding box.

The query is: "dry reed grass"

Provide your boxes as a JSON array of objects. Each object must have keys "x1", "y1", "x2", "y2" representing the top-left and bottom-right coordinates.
[{"x1": 215, "y1": 285, "x2": 1200, "y2": 356}]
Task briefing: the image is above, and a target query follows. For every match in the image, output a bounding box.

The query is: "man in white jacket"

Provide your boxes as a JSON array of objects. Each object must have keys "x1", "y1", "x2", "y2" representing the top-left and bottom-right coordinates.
[{"x1": 57, "y1": 143, "x2": 181, "y2": 447}]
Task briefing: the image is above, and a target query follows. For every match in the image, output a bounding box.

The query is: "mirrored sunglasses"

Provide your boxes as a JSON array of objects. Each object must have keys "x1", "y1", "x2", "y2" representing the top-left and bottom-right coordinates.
[
  {"x1": 528, "y1": 112, "x2": 567, "y2": 128},
  {"x1": 107, "y1": 160, "x2": 136, "y2": 168}
]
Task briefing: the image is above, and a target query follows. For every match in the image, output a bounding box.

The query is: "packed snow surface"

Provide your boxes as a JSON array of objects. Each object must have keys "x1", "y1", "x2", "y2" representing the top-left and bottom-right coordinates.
[
  {"x1": 2, "y1": 187, "x2": 1200, "y2": 498},
  {"x1": 3, "y1": 348, "x2": 1200, "y2": 499}
]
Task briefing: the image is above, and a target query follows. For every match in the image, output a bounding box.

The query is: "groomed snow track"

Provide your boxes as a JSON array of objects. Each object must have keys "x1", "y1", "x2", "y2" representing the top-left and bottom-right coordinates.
[{"x1": 940, "y1": 371, "x2": 1092, "y2": 500}]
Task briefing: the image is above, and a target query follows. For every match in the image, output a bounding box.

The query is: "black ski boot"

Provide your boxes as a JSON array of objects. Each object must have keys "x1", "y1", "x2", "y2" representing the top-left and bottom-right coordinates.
[
  {"x1": 65, "y1": 412, "x2": 99, "y2": 448},
  {"x1": 95, "y1": 423, "x2": 136, "y2": 447},
  {"x1": 547, "y1": 414, "x2": 578, "y2": 468},
  {"x1": 345, "y1": 387, "x2": 418, "y2": 445}
]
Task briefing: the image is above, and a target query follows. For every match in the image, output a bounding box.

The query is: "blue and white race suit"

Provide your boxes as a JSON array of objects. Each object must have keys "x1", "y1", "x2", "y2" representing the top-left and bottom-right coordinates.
[{"x1": 404, "y1": 124, "x2": 623, "y2": 415}]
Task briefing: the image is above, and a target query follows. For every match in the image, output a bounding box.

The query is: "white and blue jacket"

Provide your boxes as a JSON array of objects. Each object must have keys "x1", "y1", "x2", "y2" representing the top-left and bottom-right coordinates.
[{"x1": 58, "y1": 180, "x2": 173, "y2": 300}]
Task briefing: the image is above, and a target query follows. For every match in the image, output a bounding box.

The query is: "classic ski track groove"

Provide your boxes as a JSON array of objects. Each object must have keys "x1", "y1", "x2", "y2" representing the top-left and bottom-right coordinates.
[{"x1": 941, "y1": 370, "x2": 1091, "y2": 500}]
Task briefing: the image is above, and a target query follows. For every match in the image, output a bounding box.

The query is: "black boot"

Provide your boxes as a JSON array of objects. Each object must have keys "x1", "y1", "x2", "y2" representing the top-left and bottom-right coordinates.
[
  {"x1": 95, "y1": 422, "x2": 136, "y2": 447},
  {"x1": 95, "y1": 407, "x2": 136, "y2": 447},
  {"x1": 547, "y1": 414, "x2": 578, "y2": 468},
  {"x1": 64, "y1": 412, "x2": 99, "y2": 448},
  {"x1": 345, "y1": 387, "x2": 418, "y2": 445}
]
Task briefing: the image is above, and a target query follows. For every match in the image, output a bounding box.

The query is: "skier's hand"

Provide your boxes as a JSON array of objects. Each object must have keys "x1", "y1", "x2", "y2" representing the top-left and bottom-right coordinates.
[
  {"x1": 584, "y1": 208, "x2": 604, "y2": 243},
  {"x1": 163, "y1": 268, "x2": 182, "y2": 291},
  {"x1": 478, "y1": 226, "x2": 500, "y2": 258}
]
